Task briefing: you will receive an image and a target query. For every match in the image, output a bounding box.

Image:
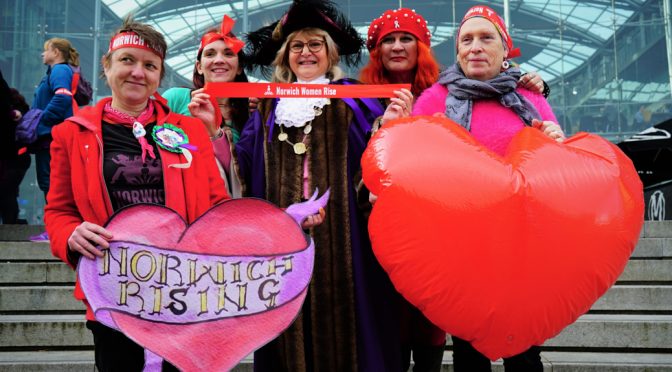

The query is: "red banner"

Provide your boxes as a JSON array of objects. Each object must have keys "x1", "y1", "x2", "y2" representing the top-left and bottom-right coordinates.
[{"x1": 205, "y1": 82, "x2": 411, "y2": 98}]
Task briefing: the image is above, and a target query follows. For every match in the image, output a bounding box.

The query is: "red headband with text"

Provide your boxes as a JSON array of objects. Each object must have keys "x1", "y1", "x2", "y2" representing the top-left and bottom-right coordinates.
[
  {"x1": 199, "y1": 15, "x2": 245, "y2": 56},
  {"x1": 108, "y1": 32, "x2": 166, "y2": 59},
  {"x1": 458, "y1": 5, "x2": 521, "y2": 59}
]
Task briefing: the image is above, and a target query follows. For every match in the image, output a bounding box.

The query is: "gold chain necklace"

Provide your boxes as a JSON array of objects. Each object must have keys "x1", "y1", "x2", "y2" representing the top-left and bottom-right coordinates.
[
  {"x1": 276, "y1": 105, "x2": 324, "y2": 155},
  {"x1": 278, "y1": 123, "x2": 313, "y2": 155}
]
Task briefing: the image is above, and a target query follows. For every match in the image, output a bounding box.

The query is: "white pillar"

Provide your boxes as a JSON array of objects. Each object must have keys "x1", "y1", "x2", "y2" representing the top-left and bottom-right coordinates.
[
  {"x1": 92, "y1": 0, "x2": 101, "y2": 102},
  {"x1": 664, "y1": 0, "x2": 672, "y2": 99},
  {"x1": 503, "y1": 0, "x2": 510, "y2": 30}
]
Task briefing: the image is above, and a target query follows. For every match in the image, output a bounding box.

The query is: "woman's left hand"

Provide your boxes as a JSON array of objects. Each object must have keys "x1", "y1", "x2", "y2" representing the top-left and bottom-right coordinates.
[
  {"x1": 301, "y1": 207, "x2": 326, "y2": 229},
  {"x1": 532, "y1": 119, "x2": 566, "y2": 143},
  {"x1": 519, "y1": 72, "x2": 545, "y2": 95},
  {"x1": 381, "y1": 88, "x2": 414, "y2": 125},
  {"x1": 188, "y1": 88, "x2": 219, "y2": 137}
]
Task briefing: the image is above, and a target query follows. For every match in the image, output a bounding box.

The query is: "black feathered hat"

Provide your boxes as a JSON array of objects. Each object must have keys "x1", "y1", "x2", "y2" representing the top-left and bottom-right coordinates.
[{"x1": 246, "y1": 0, "x2": 364, "y2": 75}]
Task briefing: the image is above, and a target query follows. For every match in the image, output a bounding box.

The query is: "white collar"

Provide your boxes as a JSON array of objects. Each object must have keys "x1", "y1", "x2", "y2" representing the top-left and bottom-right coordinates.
[{"x1": 275, "y1": 76, "x2": 330, "y2": 128}]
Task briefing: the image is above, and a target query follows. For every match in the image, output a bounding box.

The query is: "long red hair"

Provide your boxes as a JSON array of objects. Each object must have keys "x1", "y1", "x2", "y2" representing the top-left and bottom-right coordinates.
[{"x1": 359, "y1": 41, "x2": 439, "y2": 98}]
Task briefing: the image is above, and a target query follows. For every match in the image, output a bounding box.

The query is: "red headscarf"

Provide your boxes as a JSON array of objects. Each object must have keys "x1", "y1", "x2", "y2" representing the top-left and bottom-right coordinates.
[
  {"x1": 367, "y1": 8, "x2": 431, "y2": 50},
  {"x1": 198, "y1": 15, "x2": 244, "y2": 56},
  {"x1": 457, "y1": 5, "x2": 521, "y2": 59}
]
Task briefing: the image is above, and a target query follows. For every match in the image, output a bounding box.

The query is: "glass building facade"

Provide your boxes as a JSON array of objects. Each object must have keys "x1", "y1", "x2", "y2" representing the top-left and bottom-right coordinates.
[{"x1": 1, "y1": 0, "x2": 670, "y2": 223}]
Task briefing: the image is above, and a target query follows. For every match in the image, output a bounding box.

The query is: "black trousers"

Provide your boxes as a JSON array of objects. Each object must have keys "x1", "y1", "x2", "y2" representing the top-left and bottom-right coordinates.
[
  {"x1": 0, "y1": 154, "x2": 30, "y2": 224},
  {"x1": 87, "y1": 321, "x2": 180, "y2": 372},
  {"x1": 452, "y1": 336, "x2": 543, "y2": 372}
]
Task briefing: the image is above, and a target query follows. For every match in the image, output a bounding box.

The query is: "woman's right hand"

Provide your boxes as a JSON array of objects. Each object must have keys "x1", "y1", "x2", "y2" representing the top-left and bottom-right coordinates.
[
  {"x1": 68, "y1": 222, "x2": 113, "y2": 260},
  {"x1": 188, "y1": 88, "x2": 219, "y2": 137},
  {"x1": 381, "y1": 88, "x2": 414, "y2": 125}
]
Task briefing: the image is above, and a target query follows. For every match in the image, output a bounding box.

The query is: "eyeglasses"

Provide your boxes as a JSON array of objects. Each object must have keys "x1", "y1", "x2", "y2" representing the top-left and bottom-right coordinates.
[{"x1": 289, "y1": 40, "x2": 326, "y2": 53}]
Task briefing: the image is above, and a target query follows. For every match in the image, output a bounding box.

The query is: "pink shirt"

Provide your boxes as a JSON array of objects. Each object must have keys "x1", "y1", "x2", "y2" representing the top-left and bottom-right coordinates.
[{"x1": 412, "y1": 83, "x2": 557, "y2": 156}]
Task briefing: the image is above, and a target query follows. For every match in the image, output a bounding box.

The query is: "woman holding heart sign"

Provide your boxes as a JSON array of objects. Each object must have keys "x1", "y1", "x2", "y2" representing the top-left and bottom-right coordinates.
[
  {"x1": 45, "y1": 16, "x2": 229, "y2": 371},
  {"x1": 410, "y1": 5, "x2": 563, "y2": 371}
]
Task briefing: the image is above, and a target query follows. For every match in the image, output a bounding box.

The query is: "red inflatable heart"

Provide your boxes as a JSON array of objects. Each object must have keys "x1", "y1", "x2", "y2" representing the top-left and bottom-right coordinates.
[
  {"x1": 79, "y1": 199, "x2": 312, "y2": 371},
  {"x1": 362, "y1": 116, "x2": 644, "y2": 360}
]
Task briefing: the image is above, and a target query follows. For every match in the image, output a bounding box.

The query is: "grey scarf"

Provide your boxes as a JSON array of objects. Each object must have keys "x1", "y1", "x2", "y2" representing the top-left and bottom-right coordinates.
[{"x1": 438, "y1": 64, "x2": 541, "y2": 131}]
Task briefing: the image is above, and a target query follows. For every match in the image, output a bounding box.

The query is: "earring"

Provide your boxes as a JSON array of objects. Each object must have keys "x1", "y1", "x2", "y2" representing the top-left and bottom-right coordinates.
[{"x1": 501, "y1": 60, "x2": 510, "y2": 70}]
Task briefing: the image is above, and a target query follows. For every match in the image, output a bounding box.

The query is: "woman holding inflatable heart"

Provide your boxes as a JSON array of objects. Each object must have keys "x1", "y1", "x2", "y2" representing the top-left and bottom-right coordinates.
[
  {"x1": 44, "y1": 15, "x2": 228, "y2": 371},
  {"x1": 411, "y1": 5, "x2": 563, "y2": 371},
  {"x1": 359, "y1": 6, "x2": 552, "y2": 372}
]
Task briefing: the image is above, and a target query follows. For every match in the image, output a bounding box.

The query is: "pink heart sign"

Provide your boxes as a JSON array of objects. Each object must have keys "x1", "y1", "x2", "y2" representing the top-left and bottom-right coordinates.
[
  {"x1": 78, "y1": 199, "x2": 314, "y2": 371},
  {"x1": 361, "y1": 116, "x2": 644, "y2": 360}
]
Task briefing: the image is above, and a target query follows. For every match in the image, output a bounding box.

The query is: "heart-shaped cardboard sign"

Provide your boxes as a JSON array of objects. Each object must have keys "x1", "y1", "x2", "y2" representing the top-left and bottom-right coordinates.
[
  {"x1": 78, "y1": 199, "x2": 313, "y2": 371},
  {"x1": 361, "y1": 116, "x2": 644, "y2": 360}
]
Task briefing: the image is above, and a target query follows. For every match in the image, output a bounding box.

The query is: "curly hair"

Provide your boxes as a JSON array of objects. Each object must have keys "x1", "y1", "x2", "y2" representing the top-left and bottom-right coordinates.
[{"x1": 359, "y1": 41, "x2": 439, "y2": 97}]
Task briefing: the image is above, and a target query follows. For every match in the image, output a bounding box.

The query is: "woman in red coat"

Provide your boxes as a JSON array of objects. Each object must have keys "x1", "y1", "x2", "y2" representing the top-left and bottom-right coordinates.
[{"x1": 44, "y1": 16, "x2": 228, "y2": 371}]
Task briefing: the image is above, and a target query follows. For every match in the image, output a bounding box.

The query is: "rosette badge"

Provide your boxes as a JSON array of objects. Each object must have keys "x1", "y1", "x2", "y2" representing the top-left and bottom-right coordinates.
[
  {"x1": 152, "y1": 123, "x2": 198, "y2": 168},
  {"x1": 78, "y1": 197, "x2": 324, "y2": 371}
]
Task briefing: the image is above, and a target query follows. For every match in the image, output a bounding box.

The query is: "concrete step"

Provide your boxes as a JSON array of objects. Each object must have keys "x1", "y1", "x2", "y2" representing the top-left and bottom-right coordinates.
[
  {"x1": 640, "y1": 221, "x2": 672, "y2": 239},
  {"x1": 0, "y1": 351, "x2": 669, "y2": 372},
  {"x1": 618, "y1": 259, "x2": 672, "y2": 282},
  {"x1": 632, "y1": 237, "x2": 672, "y2": 258},
  {"x1": 2, "y1": 314, "x2": 669, "y2": 350},
  {"x1": 1, "y1": 284, "x2": 667, "y2": 314},
  {"x1": 0, "y1": 226, "x2": 45, "y2": 242},
  {"x1": 0, "y1": 256, "x2": 667, "y2": 286},
  {"x1": 0, "y1": 263, "x2": 74, "y2": 284},
  {"x1": 0, "y1": 351, "x2": 254, "y2": 372},
  {"x1": 591, "y1": 285, "x2": 672, "y2": 312},
  {"x1": 0, "y1": 286, "x2": 84, "y2": 312},
  {"x1": 0, "y1": 314, "x2": 92, "y2": 348},
  {"x1": 0, "y1": 351, "x2": 93, "y2": 372},
  {"x1": 538, "y1": 352, "x2": 672, "y2": 372},
  {"x1": 546, "y1": 314, "x2": 672, "y2": 349},
  {"x1": 0, "y1": 242, "x2": 58, "y2": 261},
  {"x1": 430, "y1": 352, "x2": 672, "y2": 372}
]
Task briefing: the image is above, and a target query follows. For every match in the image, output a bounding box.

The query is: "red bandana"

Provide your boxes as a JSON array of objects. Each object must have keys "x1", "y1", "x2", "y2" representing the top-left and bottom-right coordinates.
[
  {"x1": 458, "y1": 5, "x2": 521, "y2": 59},
  {"x1": 199, "y1": 15, "x2": 244, "y2": 56}
]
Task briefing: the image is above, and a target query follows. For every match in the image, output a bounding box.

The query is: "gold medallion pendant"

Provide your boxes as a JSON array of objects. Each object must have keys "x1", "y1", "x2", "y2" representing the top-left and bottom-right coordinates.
[{"x1": 293, "y1": 142, "x2": 307, "y2": 155}]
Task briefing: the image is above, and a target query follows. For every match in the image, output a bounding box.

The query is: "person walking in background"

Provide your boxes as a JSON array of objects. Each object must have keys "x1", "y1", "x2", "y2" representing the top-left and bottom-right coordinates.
[
  {"x1": 28, "y1": 38, "x2": 80, "y2": 241},
  {"x1": 0, "y1": 69, "x2": 31, "y2": 224}
]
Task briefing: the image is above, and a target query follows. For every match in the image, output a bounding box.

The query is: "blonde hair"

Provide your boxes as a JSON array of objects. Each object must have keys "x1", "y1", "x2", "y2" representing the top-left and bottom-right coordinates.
[
  {"x1": 271, "y1": 28, "x2": 343, "y2": 83},
  {"x1": 45, "y1": 38, "x2": 80, "y2": 67}
]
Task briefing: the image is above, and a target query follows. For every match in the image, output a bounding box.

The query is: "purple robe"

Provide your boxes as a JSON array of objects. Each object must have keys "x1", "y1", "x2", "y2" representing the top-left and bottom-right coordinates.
[{"x1": 235, "y1": 80, "x2": 404, "y2": 372}]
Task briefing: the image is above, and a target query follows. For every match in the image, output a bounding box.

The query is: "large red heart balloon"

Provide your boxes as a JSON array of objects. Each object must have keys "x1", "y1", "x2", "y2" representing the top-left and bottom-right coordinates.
[
  {"x1": 79, "y1": 199, "x2": 312, "y2": 371},
  {"x1": 361, "y1": 116, "x2": 644, "y2": 360}
]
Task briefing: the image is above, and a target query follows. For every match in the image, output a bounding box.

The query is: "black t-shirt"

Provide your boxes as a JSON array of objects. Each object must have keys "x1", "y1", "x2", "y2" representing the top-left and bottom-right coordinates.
[{"x1": 102, "y1": 121, "x2": 165, "y2": 211}]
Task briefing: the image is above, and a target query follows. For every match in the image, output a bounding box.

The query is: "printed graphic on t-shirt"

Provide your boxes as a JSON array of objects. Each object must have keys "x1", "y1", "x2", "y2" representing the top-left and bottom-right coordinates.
[{"x1": 105, "y1": 153, "x2": 164, "y2": 209}]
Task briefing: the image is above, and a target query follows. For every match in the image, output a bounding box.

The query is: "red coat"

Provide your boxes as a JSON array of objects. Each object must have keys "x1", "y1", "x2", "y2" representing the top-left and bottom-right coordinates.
[{"x1": 45, "y1": 97, "x2": 229, "y2": 319}]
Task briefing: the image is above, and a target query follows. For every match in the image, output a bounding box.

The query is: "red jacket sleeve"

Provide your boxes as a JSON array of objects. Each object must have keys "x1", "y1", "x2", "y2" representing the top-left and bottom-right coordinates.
[{"x1": 44, "y1": 123, "x2": 83, "y2": 269}]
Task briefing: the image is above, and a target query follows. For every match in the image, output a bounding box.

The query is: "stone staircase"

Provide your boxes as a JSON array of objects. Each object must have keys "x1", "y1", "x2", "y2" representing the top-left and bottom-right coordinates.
[{"x1": 0, "y1": 223, "x2": 670, "y2": 371}]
